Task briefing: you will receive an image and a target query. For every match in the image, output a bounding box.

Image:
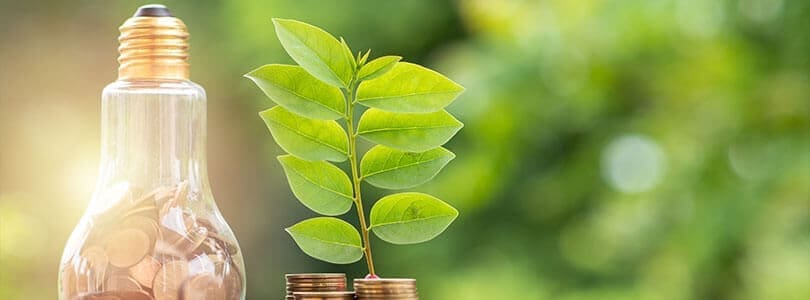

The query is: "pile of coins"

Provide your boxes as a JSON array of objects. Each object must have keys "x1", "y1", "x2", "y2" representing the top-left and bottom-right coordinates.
[
  {"x1": 286, "y1": 274, "x2": 350, "y2": 300},
  {"x1": 354, "y1": 279, "x2": 418, "y2": 300},
  {"x1": 285, "y1": 274, "x2": 419, "y2": 300},
  {"x1": 60, "y1": 182, "x2": 243, "y2": 300}
]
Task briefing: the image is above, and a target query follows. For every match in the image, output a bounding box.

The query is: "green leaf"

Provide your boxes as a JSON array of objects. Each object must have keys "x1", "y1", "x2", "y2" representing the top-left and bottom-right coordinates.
[
  {"x1": 357, "y1": 56, "x2": 401, "y2": 81},
  {"x1": 339, "y1": 37, "x2": 357, "y2": 70},
  {"x1": 357, "y1": 62, "x2": 464, "y2": 113},
  {"x1": 286, "y1": 217, "x2": 364, "y2": 264},
  {"x1": 259, "y1": 106, "x2": 348, "y2": 162},
  {"x1": 357, "y1": 109, "x2": 463, "y2": 152},
  {"x1": 277, "y1": 155, "x2": 354, "y2": 216},
  {"x1": 358, "y1": 49, "x2": 371, "y2": 66},
  {"x1": 245, "y1": 64, "x2": 345, "y2": 120},
  {"x1": 369, "y1": 192, "x2": 458, "y2": 244},
  {"x1": 360, "y1": 146, "x2": 455, "y2": 189},
  {"x1": 273, "y1": 18, "x2": 353, "y2": 88}
]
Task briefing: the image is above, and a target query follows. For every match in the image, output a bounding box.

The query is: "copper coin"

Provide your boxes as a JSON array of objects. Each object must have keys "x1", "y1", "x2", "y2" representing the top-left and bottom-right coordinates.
[
  {"x1": 122, "y1": 216, "x2": 159, "y2": 249},
  {"x1": 129, "y1": 256, "x2": 162, "y2": 289},
  {"x1": 122, "y1": 202, "x2": 158, "y2": 220},
  {"x1": 153, "y1": 260, "x2": 189, "y2": 300},
  {"x1": 81, "y1": 246, "x2": 109, "y2": 289},
  {"x1": 104, "y1": 228, "x2": 150, "y2": 268},
  {"x1": 105, "y1": 275, "x2": 142, "y2": 291},
  {"x1": 174, "y1": 224, "x2": 208, "y2": 254},
  {"x1": 172, "y1": 181, "x2": 189, "y2": 206},
  {"x1": 158, "y1": 207, "x2": 186, "y2": 245},
  {"x1": 61, "y1": 264, "x2": 79, "y2": 297},
  {"x1": 72, "y1": 290, "x2": 154, "y2": 300},
  {"x1": 71, "y1": 291, "x2": 123, "y2": 300},
  {"x1": 208, "y1": 231, "x2": 239, "y2": 256},
  {"x1": 188, "y1": 254, "x2": 217, "y2": 275},
  {"x1": 117, "y1": 290, "x2": 154, "y2": 300},
  {"x1": 153, "y1": 186, "x2": 178, "y2": 204},
  {"x1": 292, "y1": 291, "x2": 355, "y2": 300},
  {"x1": 222, "y1": 261, "x2": 243, "y2": 300},
  {"x1": 179, "y1": 274, "x2": 225, "y2": 300}
]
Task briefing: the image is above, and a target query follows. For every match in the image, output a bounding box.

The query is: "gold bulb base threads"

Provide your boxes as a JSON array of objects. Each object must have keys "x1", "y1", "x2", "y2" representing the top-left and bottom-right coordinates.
[{"x1": 117, "y1": 7, "x2": 189, "y2": 80}]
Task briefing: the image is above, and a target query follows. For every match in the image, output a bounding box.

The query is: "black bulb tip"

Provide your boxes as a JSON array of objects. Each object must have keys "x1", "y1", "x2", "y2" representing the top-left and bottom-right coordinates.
[{"x1": 134, "y1": 4, "x2": 173, "y2": 17}]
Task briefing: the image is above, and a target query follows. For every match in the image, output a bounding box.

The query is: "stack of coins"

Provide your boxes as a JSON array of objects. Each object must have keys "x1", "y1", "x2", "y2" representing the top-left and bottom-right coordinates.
[
  {"x1": 354, "y1": 279, "x2": 418, "y2": 300},
  {"x1": 60, "y1": 181, "x2": 244, "y2": 300},
  {"x1": 292, "y1": 291, "x2": 356, "y2": 300},
  {"x1": 285, "y1": 274, "x2": 347, "y2": 300}
]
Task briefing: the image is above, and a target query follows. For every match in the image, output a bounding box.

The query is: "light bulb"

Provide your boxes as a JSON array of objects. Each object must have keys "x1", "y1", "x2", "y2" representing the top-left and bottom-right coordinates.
[{"x1": 59, "y1": 5, "x2": 245, "y2": 300}]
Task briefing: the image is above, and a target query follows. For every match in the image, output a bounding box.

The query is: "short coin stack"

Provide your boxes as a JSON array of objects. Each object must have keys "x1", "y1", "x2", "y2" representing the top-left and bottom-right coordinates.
[
  {"x1": 60, "y1": 182, "x2": 244, "y2": 300},
  {"x1": 292, "y1": 291, "x2": 356, "y2": 300},
  {"x1": 354, "y1": 279, "x2": 418, "y2": 300},
  {"x1": 286, "y1": 273, "x2": 350, "y2": 300}
]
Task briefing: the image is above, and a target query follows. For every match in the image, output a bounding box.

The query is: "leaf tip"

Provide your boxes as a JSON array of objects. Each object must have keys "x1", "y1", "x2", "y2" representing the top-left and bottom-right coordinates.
[{"x1": 271, "y1": 17, "x2": 289, "y2": 25}]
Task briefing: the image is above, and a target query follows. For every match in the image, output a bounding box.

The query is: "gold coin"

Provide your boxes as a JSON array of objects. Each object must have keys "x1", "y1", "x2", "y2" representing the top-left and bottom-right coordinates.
[
  {"x1": 105, "y1": 228, "x2": 150, "y2": 268},
  {"x1": 153, "y1": 260, "x2": 189, "y2": 300},
  {"x1": 179, "y1": 274, "x2": 225, "y2": 300},
  {"x1": 104, "y1": 275, "x2": 142, "y2": 291},
  {"x1": 129, "y1": 256, "x2": 162, "y2": 289}
]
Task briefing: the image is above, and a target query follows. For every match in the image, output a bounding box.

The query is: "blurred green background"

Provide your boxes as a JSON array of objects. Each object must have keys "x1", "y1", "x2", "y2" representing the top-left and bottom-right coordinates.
[{"x1": 1, "y1": 0, "x2": 809, "y2": 299}]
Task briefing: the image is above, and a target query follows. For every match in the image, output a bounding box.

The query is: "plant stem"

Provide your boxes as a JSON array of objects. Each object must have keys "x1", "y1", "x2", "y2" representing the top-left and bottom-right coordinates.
[{"x1": 344, "y1": 80, "x2": 376, "y2": 276}]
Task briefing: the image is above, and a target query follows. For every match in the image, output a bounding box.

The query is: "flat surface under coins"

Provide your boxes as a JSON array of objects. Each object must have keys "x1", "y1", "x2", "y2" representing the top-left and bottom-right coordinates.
[{"x1": 60, "y1": 182, "x2": 244, "y2": 300}]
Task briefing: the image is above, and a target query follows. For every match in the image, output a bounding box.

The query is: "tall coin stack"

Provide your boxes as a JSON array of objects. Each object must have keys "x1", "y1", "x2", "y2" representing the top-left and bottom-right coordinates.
[
  {"x1": 285, "y1": 274, "x2": 349, "y2": 300},
  {"x1": 354, "y1": 279, "x2": 418, "y2": 300},
  {"x1": 60, "y1": 181, "x2": 244, "y2": 300}
]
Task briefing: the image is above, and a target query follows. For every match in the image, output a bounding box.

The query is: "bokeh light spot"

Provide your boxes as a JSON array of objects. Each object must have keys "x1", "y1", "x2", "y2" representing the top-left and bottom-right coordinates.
[
  {"x1": 601, "y1": 134, "x2": 666, "y2": 193},
  {"x1": 676, "y1": 0, "x2": 725, "y2": 38},
  {"x1": 739, "y1": 0, "x2": 784, "y2": 23}
]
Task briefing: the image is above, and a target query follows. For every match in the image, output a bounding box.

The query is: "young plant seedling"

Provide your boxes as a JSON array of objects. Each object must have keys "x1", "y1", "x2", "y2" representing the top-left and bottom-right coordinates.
[{"x1": 246, "y1": 19, "x2": 463, "y2": 277}]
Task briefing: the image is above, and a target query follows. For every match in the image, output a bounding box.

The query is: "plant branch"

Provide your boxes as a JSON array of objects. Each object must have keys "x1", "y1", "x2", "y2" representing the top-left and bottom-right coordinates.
[{"x1": 344, "y1": 80, "x2": 376, "y2": 276}]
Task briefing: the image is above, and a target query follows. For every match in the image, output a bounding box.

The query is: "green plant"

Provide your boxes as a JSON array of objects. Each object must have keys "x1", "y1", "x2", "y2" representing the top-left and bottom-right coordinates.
[{"x1": 245, "y1": 19, "x2": 464, "y2": 276}]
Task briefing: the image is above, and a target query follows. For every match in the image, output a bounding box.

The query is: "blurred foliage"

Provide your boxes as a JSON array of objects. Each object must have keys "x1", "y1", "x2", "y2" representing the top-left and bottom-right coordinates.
[{"x1": 1, "y1": 0, "x2": 808, "y2": 299}]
